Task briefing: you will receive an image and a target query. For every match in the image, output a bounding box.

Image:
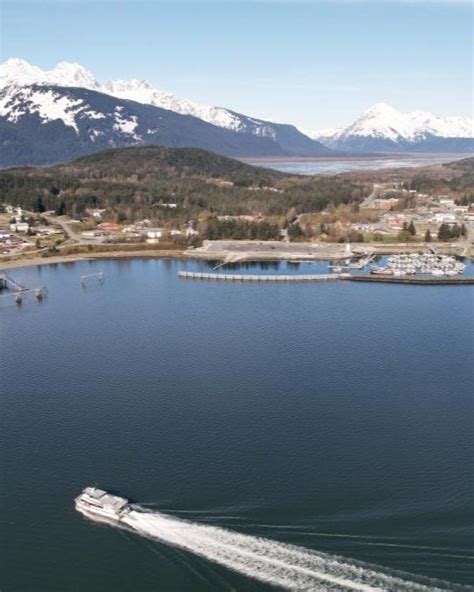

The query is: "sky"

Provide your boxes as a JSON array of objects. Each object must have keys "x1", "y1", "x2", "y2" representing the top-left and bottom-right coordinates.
[{"x1": 0, "y1": 0, "x2": 472, "y2": 130}]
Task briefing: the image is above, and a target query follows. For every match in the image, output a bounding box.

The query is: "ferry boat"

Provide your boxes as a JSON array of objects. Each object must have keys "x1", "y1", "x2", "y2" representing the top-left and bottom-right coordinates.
[{"x1": 75, "y1": 487, "x2": 131, "y2": 522}]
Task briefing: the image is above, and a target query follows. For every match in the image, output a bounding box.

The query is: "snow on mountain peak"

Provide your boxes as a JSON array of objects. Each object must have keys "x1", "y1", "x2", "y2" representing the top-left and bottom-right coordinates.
[
  {"x1": 0, "y1": 57, "x2": 99, "y2": 89},
  {"x1": 102, "y1": 77, "x2": 244, "y2": 131},
  {"x1": 104, "y1": 79, "x2": 154, "y2": 93},
  {"x1": 50, "y1": 61, "x2": 98, "y2": 88},
  {"x1": 363, "y1": 102, "x2": 398, "y2": 117},
  {"x1": 0, "y1": 58, "x2": 46, "y2": 86},
  {"x1": 313, "y1": 102, "x2": 474, "y2": 143}
]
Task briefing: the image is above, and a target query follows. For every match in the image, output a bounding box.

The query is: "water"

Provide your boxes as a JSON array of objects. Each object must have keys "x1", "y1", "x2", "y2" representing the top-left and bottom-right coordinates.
[
  {"x1": 1, "y1": 258, "x2": 473, "y2": 591},
  {"x1": 117, "y1": 507, "x2": 467, "y2": 591},
  {"x1": 242, "y1": 154, "x2": 471, "y2": 175}
]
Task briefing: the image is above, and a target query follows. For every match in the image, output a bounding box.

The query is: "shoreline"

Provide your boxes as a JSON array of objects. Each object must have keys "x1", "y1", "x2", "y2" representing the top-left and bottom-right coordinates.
[
  {"x1": 0, "y1": 249, "x2": 186, "y2": 272},
  {"x1": 1, "y1": 242, "x2": 472, "y2": 273}
]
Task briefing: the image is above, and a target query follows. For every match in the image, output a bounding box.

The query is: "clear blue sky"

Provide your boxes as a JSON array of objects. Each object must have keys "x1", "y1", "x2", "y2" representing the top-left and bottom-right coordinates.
[{"x1": 0, "y1": 1, "x2": 472, "y2": 130}]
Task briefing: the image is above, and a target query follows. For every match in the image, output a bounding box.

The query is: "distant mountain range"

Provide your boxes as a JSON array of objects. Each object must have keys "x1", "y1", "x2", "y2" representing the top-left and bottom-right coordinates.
[
  {"x1": 0, "y1": 58, "x2": 333, "y2": 167},
  {"x1": 312, "y1": 103, "x2": 473, "y2": 153},
  {"x1": 1, "y1": 59, "x2": 472, "y2": 168}
]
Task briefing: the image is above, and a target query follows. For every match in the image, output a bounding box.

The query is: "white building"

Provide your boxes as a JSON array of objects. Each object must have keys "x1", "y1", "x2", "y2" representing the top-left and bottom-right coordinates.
[
  {"x1": 10, "y1": 222, "x2": 29, "y2": 233},
  {"x1": 432, "y1": 213, "x2": 457, "y2": 224},
  {"x1": 146, "y1": 228, "x2": 163, "y2": 243}
]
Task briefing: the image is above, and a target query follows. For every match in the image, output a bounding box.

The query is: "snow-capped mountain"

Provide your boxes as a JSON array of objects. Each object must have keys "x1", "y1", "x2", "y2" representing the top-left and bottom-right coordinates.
[
  {"x1": 0, "y1": 58, "x2": 332, "y2": 166},
  {"x1": 0, "y1": 84, "x2": 293, "y2": 167},
  {"x1": 0, "y1": 57, "x2": 100, "y2": 90},
  {"x1": 102, "y1": 79, "x2": 243, "y2": 131},
  {"x1": 313, "y1": 103, "x2": 473, "y2": 153}
]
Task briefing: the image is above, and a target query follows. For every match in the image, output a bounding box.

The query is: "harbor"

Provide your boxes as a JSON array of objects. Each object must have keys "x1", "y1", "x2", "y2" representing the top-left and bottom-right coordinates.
[
  {"x1": 370, "y1": 253, "x2": 467, "y2": 278},
  {"x1": 179, "y1": 251, "x2": 473, "y2": 285}
]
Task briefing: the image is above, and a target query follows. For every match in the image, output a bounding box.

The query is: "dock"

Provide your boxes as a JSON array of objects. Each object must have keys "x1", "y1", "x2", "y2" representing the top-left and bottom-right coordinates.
[
  {"x1": 0, "y1": 273, "x2": 28, "y2": 292},
  {"x1": 178, "y1": 271, "x2": 347, "y2": 282},
  {"x1": 343, "y1": 275, "x2": 474, "y2": 285}
]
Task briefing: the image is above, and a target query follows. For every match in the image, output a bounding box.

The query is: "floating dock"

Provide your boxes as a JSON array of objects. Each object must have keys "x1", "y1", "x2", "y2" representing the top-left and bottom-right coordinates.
[{"x1": 178, "y1": 271, "x2": 348, "y2": 282}]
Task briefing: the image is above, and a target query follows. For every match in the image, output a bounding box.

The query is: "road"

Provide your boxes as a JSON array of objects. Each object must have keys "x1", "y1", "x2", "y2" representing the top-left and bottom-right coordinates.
[{"x1": 360, "y1": 184, "x2": 380, "y2": 208}]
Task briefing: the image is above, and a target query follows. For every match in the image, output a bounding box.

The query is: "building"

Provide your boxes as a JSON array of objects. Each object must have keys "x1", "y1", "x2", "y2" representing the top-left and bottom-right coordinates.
[
  {"x1": 432, "y1": 213, "x2": 457, "y2": 224},
  {"x1": 146, "y1": 228, "x2": 163, "y2": 243},
  {"x1": 10, "y1": 222, "x2": 29, "y2": 233}
]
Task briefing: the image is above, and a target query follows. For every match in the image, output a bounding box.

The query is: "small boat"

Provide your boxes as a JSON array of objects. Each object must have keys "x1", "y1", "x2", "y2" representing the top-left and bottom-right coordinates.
[{"x1": 370, "y1": 266, "x2": 393, "y2": 276}]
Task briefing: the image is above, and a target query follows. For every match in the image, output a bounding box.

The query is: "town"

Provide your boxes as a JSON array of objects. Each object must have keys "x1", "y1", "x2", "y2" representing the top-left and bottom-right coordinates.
[{"x1": 1, "y1": 178, "x2": 473, "y2": 263}]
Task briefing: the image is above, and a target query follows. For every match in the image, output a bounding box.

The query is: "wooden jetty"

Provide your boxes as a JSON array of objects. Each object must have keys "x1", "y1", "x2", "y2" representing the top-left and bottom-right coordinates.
[{"x1": 178, "y1": 271, "x2": 348, "y2": 282}]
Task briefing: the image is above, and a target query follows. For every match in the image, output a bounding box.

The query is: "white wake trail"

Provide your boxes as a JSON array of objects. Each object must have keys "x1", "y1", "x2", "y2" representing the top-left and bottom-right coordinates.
[{"x1": 115, "y1": 508, "x2": 467, "y2": 591}]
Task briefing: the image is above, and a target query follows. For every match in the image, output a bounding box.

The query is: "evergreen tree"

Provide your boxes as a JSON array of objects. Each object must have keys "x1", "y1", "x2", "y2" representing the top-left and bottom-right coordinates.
[
  {"x1": 287, "y1": 223, "x2": 304, "y2": 241},
  {"x1": 33, "y1": 195, "x2": 46, "y2": 213},
  {"x1": 408, "y1": 220, "x2": 416, "y2": 236},
  {"x1": 438, "y1": 223, "x2": 451, "y2": 241},
  {"x1": 424, "y1": 229, "x2": 432, "y2": 242},
  {"x1": 55, "y1": 200, "x2": 66, "y2": 216}
]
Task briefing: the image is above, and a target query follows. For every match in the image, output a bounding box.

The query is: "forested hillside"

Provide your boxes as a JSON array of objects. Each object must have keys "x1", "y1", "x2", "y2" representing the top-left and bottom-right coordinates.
[{"x1": 0, "y1": 146, "x2": 367, "y2": 222}]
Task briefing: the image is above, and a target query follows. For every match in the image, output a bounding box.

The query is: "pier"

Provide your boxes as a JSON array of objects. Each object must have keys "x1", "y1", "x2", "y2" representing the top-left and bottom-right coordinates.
[
  {"x1": 0, "y1": 273, "x2": 28, "y2": 292},
  {"x1": 178, "y1": 271, "x2": 348, "y2": 282}
]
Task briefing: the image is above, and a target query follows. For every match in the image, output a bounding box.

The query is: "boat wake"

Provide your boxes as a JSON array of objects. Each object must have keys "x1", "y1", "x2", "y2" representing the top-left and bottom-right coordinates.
[{"x1": 116, "y1": 508, "x2": 467, "y2": 591}]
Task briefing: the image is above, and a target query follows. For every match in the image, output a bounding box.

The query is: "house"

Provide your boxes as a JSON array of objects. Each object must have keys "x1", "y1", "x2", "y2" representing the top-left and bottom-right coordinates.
[
  {"x1": 373, "y1": 198, "x2": 399, "y2": 210},
  {"x1": 146, "y1": 228, "x2": 163, "y2": 243},
  {"x1": 10, "y1": 222, "x2": 30, "y2": 233},
  {"x1": 432, "y1": 213, "x2": 457, "y2": 224},
  {"x1": 97, "y1": 222, "x2": 122, "y2": 232}
]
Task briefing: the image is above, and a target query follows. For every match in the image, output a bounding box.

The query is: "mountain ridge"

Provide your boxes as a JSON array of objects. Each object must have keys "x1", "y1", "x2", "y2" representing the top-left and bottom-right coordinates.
[
  {"x1": 313, "y1": 102, "x2": 473, "y2": 153},
  {"x1": 0, "y1": 58, "x2": 334, "y2": 164}
]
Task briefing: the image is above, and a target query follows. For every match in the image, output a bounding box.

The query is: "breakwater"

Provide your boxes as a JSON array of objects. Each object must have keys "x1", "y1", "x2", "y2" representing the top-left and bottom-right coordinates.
[
  {"x1": 178, "y1": 271, "x2": 348, "y2": 282},
  {"x1": 178, "y1": 271, "x2": 474, "y2": 285},
  {"x1": 345, "y1": 275, "x2": 474, "y2": 285}
]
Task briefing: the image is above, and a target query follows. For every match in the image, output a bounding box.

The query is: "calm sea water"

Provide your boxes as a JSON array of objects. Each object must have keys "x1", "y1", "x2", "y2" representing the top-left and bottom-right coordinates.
[
  {"x1": 1, "y1": 258, "x2": 473, "y2": 591},
  {"x1": 243, "y1": 154, "x2": 470, "y2": 175}
]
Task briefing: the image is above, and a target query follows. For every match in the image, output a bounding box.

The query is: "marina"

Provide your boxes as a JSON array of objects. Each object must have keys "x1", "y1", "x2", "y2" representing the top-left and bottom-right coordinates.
[
  {"x1": 347, "y1": 275, "x2": 474, "y2": 285},
  {"x1": 372, "y1": 253, "x2": 468, "y2": 278}
]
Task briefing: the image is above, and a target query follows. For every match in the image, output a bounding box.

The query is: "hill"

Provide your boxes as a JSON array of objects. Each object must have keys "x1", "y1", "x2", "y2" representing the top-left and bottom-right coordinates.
[{"x1": 0, "y1": 146, "x2": 366, "y2": 221}]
